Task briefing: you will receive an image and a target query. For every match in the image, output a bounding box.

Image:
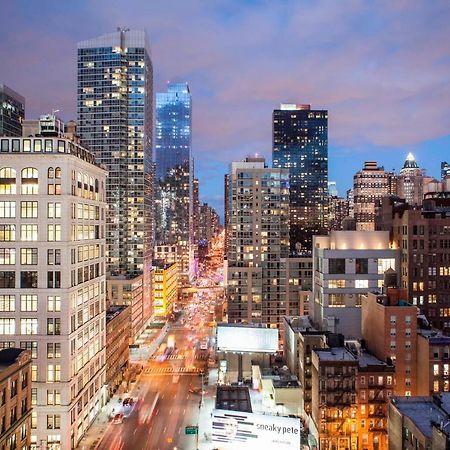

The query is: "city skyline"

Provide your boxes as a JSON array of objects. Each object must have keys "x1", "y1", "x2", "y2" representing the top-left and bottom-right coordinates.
[{"x1": 2, "y1": 1, "x2": 450, "y2": 217}]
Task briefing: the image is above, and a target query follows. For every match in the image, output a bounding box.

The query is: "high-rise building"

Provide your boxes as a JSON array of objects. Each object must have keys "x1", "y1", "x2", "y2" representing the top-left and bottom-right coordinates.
[
  {"x1": 397, "y1": 153, "x2": 431, "y2": 206},
  {"x1": 0, "y1": 126, "x2": 107, "y2": 449},
  {"x1": 442, "y1": 161, "x2": 450, "y2": 180},
  {"x1": 155, "y1": 82, "x2": 192, "y2": 181},
  {"x1": 198, "y1": 203, "x2": 220, "y2": 243},
  {"x1": 154, "y1": 82, "x2": 194, "y2": 282},
  {"x1": 0, "y1": 84, "x2": 25, "y2": 137},
  {"x1": 273, "y1": 103, "x2": 328, "y2": 254},
  {"x1": 311, "y1": 230, "x2": 399, "y2": 338},
  {"x1": 377, "y1": 195, "x2": 450, "y2": 331},
  {"x1": 77, "y1": 29, "x2": 153, "y2": 339},
  {"x1": 353, "y1": 161, "x2": 396, "y2": 231},
  {"x1": 225, "y1": 157, "x2": 290, "y2": 328},
  {"x1": 328, "y1": 196, "x2": 349, "y2": 231}
]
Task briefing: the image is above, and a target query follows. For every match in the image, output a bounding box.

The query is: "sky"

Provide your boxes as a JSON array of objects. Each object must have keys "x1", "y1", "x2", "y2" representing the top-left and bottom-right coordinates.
[{"x1": 1, "y1": 0, "x2": 450, "y2": 219}]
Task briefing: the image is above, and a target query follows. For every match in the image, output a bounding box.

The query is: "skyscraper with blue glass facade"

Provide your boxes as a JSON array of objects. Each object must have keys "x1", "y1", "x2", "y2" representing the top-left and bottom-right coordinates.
[
  {"x1": 155, "y1": 82, "x2": 192, "y2": 181},
  {"x1": 155, "y1": 83, "x2": 194, "y2": 281},
  {"x1": 273, "y1": 104, "x2": 328, "y2": 254},
  {"x1": 77, "y1": 29, "x2": 153, "y2": 335}
]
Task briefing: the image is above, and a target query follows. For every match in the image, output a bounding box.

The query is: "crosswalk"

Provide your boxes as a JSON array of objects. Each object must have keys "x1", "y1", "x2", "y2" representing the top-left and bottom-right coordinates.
[
  {"x1": 143, "y1": 366, "x2": 200, "y2": 375},
  {"x1": 149, "y1": 354, "x2": 184, "y2": 361}
]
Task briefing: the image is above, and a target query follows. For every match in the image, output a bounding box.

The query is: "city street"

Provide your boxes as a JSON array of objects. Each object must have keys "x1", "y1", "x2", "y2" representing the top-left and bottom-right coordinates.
[{"x1": 95, "y1": 235, "x2": 224, "y2": 450}]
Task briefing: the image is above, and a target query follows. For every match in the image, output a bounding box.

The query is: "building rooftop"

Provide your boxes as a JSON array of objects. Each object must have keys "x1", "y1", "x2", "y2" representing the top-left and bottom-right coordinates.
[
  {"x1": 392, "y1": 394, "x2": 450, "y2": 438},
  {"x1": 106, "y1": 305, "x2": 129, "y2": 323},
  {"x1": 0, "y1": 348, "x2": 28, "y2": 371},
  {"x1": 260, "y1": 366, "x2": 301, "y2": 389},
  {"x1": 314, "y1": 347, "x2": 357, "y2": 362},
  {"x1": 153, "y1": 260, "x2": 176, "y2": 270},
  {"x1": 215, "y1": 386, "x2": 252, "y2": 413},
  {"x1": 284, "y1": 315, "x2": 320, "y2": 334}
]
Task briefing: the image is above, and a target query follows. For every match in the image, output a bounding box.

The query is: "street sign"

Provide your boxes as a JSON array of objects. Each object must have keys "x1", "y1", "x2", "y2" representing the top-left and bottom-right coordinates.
[{"x1": 185, "y1": 426, "x2": 198, "y2": 435}]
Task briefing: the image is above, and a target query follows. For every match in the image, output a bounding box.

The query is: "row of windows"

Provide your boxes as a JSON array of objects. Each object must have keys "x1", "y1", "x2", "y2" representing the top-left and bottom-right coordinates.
[
  {"x1": 0, "y1": 271, "x2": 61, "y2": 288},
  {"x1": 0, "y1": 318, "x2": 61, "y2": 335},
  {"x1": 0, "y1": 224, "x2": 61, "y2": 241},
  {"x1": 0, "y1": 248, "x2": 61, "y2": 265},
  {"x1": 1, "y1": 341, "x2": 61, "y2": 359},
  {"x1": 0, "y1": 294, "x2": 60, "y2": 312}
]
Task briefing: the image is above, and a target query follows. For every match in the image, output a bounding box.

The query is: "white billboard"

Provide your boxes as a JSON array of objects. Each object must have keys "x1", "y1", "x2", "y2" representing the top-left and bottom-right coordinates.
[
  {"x1": 212, "y1": 409, "x2": 301, "y2": 450},
  {"x1": 216, "y1": 325, "x2": 278, "y2": 353}
]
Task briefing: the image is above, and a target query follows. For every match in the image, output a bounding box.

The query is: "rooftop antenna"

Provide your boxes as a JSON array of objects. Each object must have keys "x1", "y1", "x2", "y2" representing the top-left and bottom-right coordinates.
[{"x1": 52, "y1": 109, "x2": 60, "y2": 116}]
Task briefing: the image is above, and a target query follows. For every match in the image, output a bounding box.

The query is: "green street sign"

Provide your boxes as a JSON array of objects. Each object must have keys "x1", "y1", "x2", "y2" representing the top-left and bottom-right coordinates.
[{"x1": 185, "y1": 426, "x2": 199, "y2": 435}]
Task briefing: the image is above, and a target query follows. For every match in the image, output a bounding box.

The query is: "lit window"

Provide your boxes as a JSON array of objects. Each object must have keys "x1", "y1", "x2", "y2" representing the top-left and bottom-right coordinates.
[
  {"x1": 355, "y1": 280, "x2": 369, "y2": 288},
  {"x1": 0, "y1": 318, "x2": 15, "y2": 334},
  {"x1": 0, "y1": 225, "x2": 15, "y2": 241},
  {"x1": 20, "y1": 201, "x2": 38, "y2": 218},
  {"x1": 0, "y1": 295, "x2": 15, "y2": 312},
  {"x1": 47, "y1": 225, "x2": 61, "y2": 242},
  {"x1": 21, "y1": 224, "x2": 38, "y2": 241},
  {"x1": 47, "y1": 364, "x2": 61, "y2": 382},
  {"x1": 21, "y1": 318, "x2": 38, "y2": 335},
  {"x1": 21, "y1": 248, "x2": 38, "y2": 265},
  {"x1": 0, "y1": 168, "x2": 16, "y2": 194},
  {"x1": 21, "y1": 168, "x2": 39, "y2": 194},
  {"x1": 0, "y1": 201, "x2": 16, "y2": 218},
  {"x1": 20, "y1": 295, "x2": 38, "y2": 312},
  {"x1": 0, "y1": 248, "x2": 15, "y2": 265}
]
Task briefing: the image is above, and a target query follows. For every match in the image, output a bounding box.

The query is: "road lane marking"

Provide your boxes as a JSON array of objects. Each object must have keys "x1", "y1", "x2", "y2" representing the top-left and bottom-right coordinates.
[
  {"x1": 169, "y1": 408, "x2": 172, "y2": 415},
  {"x1": 183, "y1": 408, "x2": 186, "y2": 415}
]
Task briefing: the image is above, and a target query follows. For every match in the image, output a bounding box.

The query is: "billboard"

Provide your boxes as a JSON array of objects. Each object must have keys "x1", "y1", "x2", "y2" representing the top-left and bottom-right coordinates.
[
  {"x1": 216, "y1": 325, "x2": 278, "y2": 353},
  {"x1": 212, "y1": 409, "x2": 301, "y2": 450}
]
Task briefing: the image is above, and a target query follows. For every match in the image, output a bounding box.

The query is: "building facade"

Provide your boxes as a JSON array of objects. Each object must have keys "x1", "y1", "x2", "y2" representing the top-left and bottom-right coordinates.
[
  {"x1": 152, "y1": 261, "x2": 178, "y2": 318},
  {"x1": 154, "y1": 83, "x2": 194, "y2": 283},
  {"x1": 105, "y1": 305, "x2": 130, "y2": 396},
  {"x1": 77, "y1": 29, "x2": 153, "y2": 338},
  {"x1": 353, "y1": 161, "x2": 396, "y2": 231},
  {"x1": 0, "y1": 84, "x2": 25, "y2": 138},
  {"x1": 0, "y1": 348, "x2": 32, "y2": 450},
  {"x1": 225, "y1": 157, "x2": 290, "y2": 328},
  {"x1": 0, "y1": 133, "x2": 107, "y2": 448},
  {"x1": 397, "y1": 153, "x2": 432, "y2": 206},
  {"x1": 273, "y1": 104, "x2": 328, "y2": 254},
  {"x1": 312, "y1": 231, "x2": 399, "y2": 338}
]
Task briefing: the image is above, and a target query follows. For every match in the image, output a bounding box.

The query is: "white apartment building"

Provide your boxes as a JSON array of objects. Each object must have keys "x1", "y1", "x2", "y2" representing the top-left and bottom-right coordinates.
[
  {"x1": 311, "y1": 230, "x2": 399, "y2": 338},
  {"x1": 0, "y1": 134, "x2": 107, "y2": 449}
]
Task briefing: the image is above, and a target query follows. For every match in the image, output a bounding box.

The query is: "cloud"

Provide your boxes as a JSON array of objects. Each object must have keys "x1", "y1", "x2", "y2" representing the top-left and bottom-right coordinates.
[{"x1": 1, "y1": 0, "x2": 450, "y2": 209}]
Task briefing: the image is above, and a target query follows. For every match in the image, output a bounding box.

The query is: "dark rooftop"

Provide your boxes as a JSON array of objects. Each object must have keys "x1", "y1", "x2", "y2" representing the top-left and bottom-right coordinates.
[
  {"x1": 0, "y1": 348, "x2": 28, "y2": 372},
  {"x1": 106, "y1": 305, "x2": 129, "y2": 323},
  {"x1": 215, "y1": 386, "x2": 252, "y2": 413}
]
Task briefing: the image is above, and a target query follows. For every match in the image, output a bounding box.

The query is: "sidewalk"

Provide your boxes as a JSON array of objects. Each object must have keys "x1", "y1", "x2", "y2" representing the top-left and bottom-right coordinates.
[
  {"x1": 77, "y1": 325, "x2": 167, "y2": 449},
  {"x1": 197, "y1": 368, "x2": 218, "y2": 450}
]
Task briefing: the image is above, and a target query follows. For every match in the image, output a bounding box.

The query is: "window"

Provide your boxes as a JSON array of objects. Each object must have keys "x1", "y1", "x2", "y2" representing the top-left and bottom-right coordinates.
[
  {"x1": 328, "y1": 280, "x2": 346, "y2": 288},
  {"x1": 20, "y1": 271, "x2": 38, "y2": 288},
  {"x1": 0, "y1": 295, "x2": 15, "y2": 312},
  {"x1": 31, "y1": 364, "x2": 37, "y2": 382},
  {"x1": 47, "y1": 249, "x2": 61, "y2": 265},
  {"x1": 47, "y1": 272, "x2": 61, "y2": 288},
  {"x1": 48, "y1": 168, "x2": 54, "y2": 179},
  {"x1": 47, "y1": 414, "x2": 61, "y2": 429},
  {"x1": 20, "y1": 201, "x2": 38, "y2": 218},
  {"x1": 328, "y1": 259, "x2": 345, "y2": 274},
  {"x1": 0, "y1": 168, "x2": 16, "y2": 194},
  {"x1": 377, "y1": 258, "x2": 395, "y2": 274},
  {"x1": 0, "y1": 271, "x2": 15, "y2": 288},
  {"x1": 21, "y1": 168, "x2": 38, "y2": 194},
  {"x1": 47, "y1": 296, "x2": 61, "y2": 312},
  {"x1": 47, "y1": 390, "x2": 60, "y2": 405},
  {"x1": 355, "y1": 258, "x2": 368, "y2": 274},
  {"x1": 20, "y1": 341, "x2": 38, "y2": 359},
  {"x1": 0, "y1": 201, "x2": 16, "y2": 218},
  {"x1": 21, "y1": 224, "x2": 38, "y2": 241},
  {"x1": 47, "y1": 365, "x2": 61, "y2": 382},
  {"x1": 48, "y1": 184, "x2": 61, "y2": 195},
  {"x1": 47, "y1": 318, "x2": 61, "y2": 335},
  {"x1": 55, "y1": 167, "x2": 61, "y2": 179},
  {"x1": 47, "y1": 343, "x2": 61, "y2": 358},
  {"x1": 0, "y1": 248, "x2": 15, "y2": 265},
  {"x1": 0, "y1": 318, "x2": 15, "y2": 334},
  {"x1": 20, "y1": 248, "x2": 38, "y2": 265},
  {"x1": 0, "y1": 225, "x2": 15, "y2": 241},
  {"x1": 21, "y1": 318, "x2": 38, "y2": 335},
  {"x1": 355, "y1": 279, "x2": 369, "y2": 288},
  {"x1": 390, "y1": 315, "x2": 397, "y2": 324},
  {"x1": 47, "y1": 224, "x2": 61, "y2": 241},
  {"x1": 47, "y1": 203, "x2": 61, "y2": 219},
  {"x1": 329, "y1": 294, "x2": 345, "y2": 307},
  {"x1": 434, "y1": 364, "x2": 439, "y2": 376},
  {"x1": 20, "y1": 295, "x2": 37, "y2": 312}
]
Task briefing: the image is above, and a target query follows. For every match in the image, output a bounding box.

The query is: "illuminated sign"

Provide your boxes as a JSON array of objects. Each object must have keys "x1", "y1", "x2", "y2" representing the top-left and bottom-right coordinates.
[
  {"x1": 212, "y1": 409, "x2": 301, "y2": 450},
  {"x1": 216, "y1": 325, "x2": 278, "y2": 353}
]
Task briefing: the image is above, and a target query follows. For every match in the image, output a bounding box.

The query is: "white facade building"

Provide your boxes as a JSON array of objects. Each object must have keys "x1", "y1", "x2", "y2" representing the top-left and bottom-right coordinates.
[
  {"x1": 0, "y1": 134, "x2": 107, "y2": 449},
  {"x1": 311, "y1": 230, "x2": 399, "y2": 339}
]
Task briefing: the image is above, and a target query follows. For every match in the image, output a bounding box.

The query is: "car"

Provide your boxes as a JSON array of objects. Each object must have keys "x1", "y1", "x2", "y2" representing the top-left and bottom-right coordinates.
[
  {"x1": 122, "y1": 397, "x2": 134, "y2": 407},
  {"x1": 112, "y1": 413, "x2": 124, "y2": 424}
]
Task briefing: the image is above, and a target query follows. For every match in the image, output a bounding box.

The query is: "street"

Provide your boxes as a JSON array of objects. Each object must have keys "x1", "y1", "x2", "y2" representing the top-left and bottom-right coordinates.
[{"x1": 96, "y1": 234, "x2": 224, "y2": 450}]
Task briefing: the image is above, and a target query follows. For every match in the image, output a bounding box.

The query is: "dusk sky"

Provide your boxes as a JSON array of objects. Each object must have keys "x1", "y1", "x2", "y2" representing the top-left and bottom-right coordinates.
[{"x1": 1, "y1": 0, "x2": 450, "y2": 218}]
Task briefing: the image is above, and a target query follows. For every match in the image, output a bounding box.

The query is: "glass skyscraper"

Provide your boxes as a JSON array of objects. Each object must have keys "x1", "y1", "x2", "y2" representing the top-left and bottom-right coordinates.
[
  {"x1": 0, "y1": 84, "x2": 25, "y2": 137},
  {"x1": 155, "y1": 83, "x2": 194, "y2": 282},
  {"x1": 77, "y1": 29, "x2": 153, "y2": 335},
  {"x1": 273, "y1": 103, "x2": 328, "y2": 254},
  {"x1": 155, "y1": 82, "x2": 192, "y2": 181}
]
